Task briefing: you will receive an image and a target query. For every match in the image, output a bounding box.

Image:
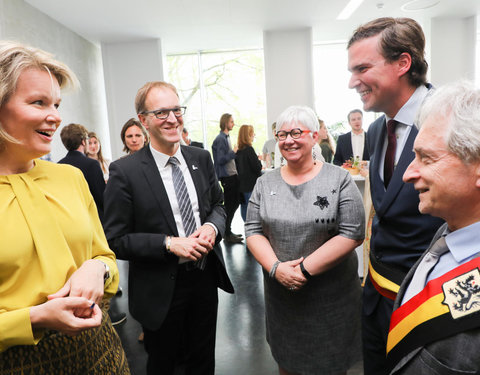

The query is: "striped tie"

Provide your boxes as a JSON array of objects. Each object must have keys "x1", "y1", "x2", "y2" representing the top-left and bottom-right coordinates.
[{"x1": 168, "y1": 156, "x2": 205, "y2": 270}]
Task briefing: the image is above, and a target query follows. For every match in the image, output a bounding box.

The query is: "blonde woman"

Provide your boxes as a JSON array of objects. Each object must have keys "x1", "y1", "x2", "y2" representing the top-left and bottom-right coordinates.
[
  {"x1": 235, "y1": 124, "x2": 262, "y2": 221},
  {"x1": 0, "y1": 41, "x2": 129, "y2": 374},
  {"x1": 87, "y1": 131, "x2": 111, "y2": 181}
]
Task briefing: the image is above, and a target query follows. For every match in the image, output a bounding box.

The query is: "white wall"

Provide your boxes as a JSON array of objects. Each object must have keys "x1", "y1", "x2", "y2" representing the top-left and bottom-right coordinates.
[
  {"x1": 263, "y1": 28, "x2": 314, "y2": 134},
  {"x1": 0, "y1": 0, "x2": 111, "y2": 161},
  {"x1": 101, "y1": 39, "x2": 164, "y2": 160},
  {"x1": 430, "y1": 16, "x2": 477, "y2": 85}
]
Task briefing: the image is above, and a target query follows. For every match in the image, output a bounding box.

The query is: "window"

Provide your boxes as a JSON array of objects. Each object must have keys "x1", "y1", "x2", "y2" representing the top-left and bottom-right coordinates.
[
  {"x1": 166, "y1": 50, "x2": 267, "y2": 152},
  {"x1": 313, "y1": 42, "x2": 377, "y2": 140}
]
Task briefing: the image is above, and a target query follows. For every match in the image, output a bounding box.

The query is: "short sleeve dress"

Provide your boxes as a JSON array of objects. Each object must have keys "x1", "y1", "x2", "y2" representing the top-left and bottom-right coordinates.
[{"x1": 245, "y1": 163, "x2": 365, "y2": 375}]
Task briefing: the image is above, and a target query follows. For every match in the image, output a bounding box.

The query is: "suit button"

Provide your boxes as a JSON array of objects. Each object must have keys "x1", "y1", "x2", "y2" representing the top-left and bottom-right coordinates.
[{"x1": 170, "y1": 274, "x2": 175, "y2": 280}]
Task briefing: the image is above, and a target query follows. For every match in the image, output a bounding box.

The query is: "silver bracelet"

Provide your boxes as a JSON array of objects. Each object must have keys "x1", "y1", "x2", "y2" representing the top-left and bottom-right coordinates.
[{"x1": 269, "y1": 260, "x2": 281, "y2": 279}]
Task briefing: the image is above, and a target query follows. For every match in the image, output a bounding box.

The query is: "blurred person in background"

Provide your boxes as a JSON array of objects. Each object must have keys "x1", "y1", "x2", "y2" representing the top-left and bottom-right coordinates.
[
  {"x1": 235, "y1": 124, "x2": 262, "y2": 222},
  {"x1": 120, "y1": 117, "x2": 148, "y2": 155},
  {"x1": 87, "y1": 131, "x2": 111, "y2": 182}
]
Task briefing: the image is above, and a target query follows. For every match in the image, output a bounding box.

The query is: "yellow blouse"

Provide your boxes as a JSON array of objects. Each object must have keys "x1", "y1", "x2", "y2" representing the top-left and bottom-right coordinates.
[{"x1": 0, "y1": 160, "x2": 119, "y2": 352}]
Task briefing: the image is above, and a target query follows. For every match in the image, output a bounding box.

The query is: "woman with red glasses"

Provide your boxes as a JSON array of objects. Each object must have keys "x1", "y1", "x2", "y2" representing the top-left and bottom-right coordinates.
[{"x1": 246, "y1": 105, "x2": 365, "y2": 375}]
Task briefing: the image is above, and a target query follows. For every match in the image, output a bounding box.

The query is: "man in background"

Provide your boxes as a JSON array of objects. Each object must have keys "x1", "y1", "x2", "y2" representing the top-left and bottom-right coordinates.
[
  {"x1": 212, "y1": 113, "x2": 243, "y2": 243},
  {"x1": 347, "y1": 17, "x2": 444, "y2": 374},
  {"x1": 333, "y1": 109, "x2": 369, "y2": 166},
  {"x1": 58, "y1": 123, "x2": 105, "y2": 221},
  {"x1": 262, "y1": 122, "x2": 277, "y2": 168}
]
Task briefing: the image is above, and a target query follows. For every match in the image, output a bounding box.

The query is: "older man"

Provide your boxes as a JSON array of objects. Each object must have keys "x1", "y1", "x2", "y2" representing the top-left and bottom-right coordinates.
[
  {"x1": 387, "y1": 81, "x2": 480, "y2": 374},
  {"x1": 104, "y1": 81, "x2": 233, "y2": 374},
  {"x1": 347, "y1": 17, "x2": 445, "y2": 373}
]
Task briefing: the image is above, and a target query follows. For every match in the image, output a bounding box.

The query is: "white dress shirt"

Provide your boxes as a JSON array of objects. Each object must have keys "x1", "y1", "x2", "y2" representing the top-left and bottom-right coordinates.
[
  {"x1": 378, "y1": 85, "x2": 430, "y2": 182},
  {"x1": 351, "y1": 131, "x2": 365, "y2": 161}
]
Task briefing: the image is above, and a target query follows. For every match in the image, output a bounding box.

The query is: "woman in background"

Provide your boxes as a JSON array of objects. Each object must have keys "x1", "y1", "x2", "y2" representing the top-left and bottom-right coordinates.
[
  {"x1": 235, "y1": 124, "x2": 262, "y2": 221},
  {"x1": 318, "y1": 119, "x2": 335, "y2": 163},
  {"x1": 0, "y1": 41, "x2": 128, "y2": 374},
  {"x1": 120, "y1": 117, "x2": 148, "y2": 155},
  {"x1": 246, "y1": 105, "x2": 364, "y2": 375},
  {"x1": 87, "y1": 131, "x2": 110, "y2": 181}
]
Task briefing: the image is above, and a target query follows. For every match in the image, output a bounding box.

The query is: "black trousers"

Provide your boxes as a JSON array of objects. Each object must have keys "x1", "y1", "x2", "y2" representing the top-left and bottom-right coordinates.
[
  {"x1": 143, "y1": 261, "x2": 218, "y2": 375},
  {"x1": 362, "y1": 278, "x2": 395, "y2": 375},
  {"x1": 220, "y1": 175, "x2": 240, "y2": 235}
]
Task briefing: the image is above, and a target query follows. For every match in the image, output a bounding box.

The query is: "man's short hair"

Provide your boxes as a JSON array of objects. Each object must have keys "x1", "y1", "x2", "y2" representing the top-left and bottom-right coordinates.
[
  {"x1": 219, "y1": 113, "x2": 232, "y2": 131},
  {"x1": 348, "y1": 17, "x2": 428, "y2": 87},
  {"x1": 60, "y1": 123, "x2": 88, "y2": 151},
  {"x1": 347, "y1": 109, "x2": 363, "y2": 123},
  {"x1": 417, "y1": 80, "x2": 480, "y2": 164},
  {"x1": 135, "y1": 81, "x2": 179, "y2": 115}
]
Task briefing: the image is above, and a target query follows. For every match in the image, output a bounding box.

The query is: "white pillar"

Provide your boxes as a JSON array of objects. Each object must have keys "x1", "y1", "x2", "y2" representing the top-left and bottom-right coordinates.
[
  {"x1": 263, "y1": 28, "x2": 314, "y2": 135},
  {"x1": 430, "y1": 16, "x2": 477, "y2": 86},
  {"x1": 102, "y1": 39, "x2": 164, "y2": 159}
]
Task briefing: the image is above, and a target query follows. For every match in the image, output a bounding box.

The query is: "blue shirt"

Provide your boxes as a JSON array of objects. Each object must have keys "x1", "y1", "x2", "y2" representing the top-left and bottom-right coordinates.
[{"x1": 427, "y1": 221, "x2": 480, "y2": 282}]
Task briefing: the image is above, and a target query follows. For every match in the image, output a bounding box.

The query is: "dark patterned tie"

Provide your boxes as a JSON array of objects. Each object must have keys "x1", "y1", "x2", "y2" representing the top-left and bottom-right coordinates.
[
  {"x1": 402, "y1": 236, "x2": 449, "y2": 303},
  {"x1": 168, "y1": 157, "x2": 206, "y2": 270},
  {"x1": 384, "y1": 119, "x2": 397, "y2": 188}
]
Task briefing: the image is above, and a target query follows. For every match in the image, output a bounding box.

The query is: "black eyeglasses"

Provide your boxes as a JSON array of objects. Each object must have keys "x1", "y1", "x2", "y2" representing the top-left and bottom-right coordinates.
[
  {"x1": 141, "y1": 106, "x2": 187, "y2": 120},
  {"x1": 276, "y1": 128, "x2": 311, "y2": 141}
]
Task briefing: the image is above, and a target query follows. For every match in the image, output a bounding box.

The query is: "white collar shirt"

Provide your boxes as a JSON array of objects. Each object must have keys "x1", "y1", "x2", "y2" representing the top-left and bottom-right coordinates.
[{"x1": 379, "y1": 85, "x2": 429, "y2": 183}]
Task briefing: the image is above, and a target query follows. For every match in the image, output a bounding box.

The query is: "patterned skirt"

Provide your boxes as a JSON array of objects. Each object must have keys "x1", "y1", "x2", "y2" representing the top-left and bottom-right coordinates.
[{"x1": 0, "y1": 309, "x2": 130, "y2": 375}]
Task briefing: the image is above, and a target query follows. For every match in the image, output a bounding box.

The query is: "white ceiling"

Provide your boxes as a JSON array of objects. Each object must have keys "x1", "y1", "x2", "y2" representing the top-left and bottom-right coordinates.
[{"x1": 26, "y1": 0, "x2": 480, "y2": 54}]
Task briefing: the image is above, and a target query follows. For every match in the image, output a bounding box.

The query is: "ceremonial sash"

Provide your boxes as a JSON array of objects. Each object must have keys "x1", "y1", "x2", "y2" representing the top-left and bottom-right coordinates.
[
  {"x1": 387, "y1": 258, "x2": 480, "y2": 369},
  {"x1": 368, "y1": 252, "x2": 405, "y2": 300}
]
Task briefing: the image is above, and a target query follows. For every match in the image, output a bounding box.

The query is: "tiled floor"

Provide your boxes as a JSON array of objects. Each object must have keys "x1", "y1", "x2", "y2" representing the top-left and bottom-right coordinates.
[{"x1": 114, "y1": 212, "x2": 363, "y2": 374}]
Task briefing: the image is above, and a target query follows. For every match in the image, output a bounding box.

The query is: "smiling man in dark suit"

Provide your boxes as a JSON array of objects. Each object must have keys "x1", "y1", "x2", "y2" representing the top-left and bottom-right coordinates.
[
  {"x1": 333, "y1": 109, "x2": 369, "y2": 166},
  {"x1": 103, "y1": 81, "x2": 233, "y2": 375},
  {"x1": 347, "y1": 17, "x2": 444, "y2": 374}
]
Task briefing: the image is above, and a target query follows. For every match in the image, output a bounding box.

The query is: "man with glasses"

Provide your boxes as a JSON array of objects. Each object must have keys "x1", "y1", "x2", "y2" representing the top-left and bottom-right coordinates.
[{"x1": 103, "y1": 81, "x2": 234, "y2": 375}]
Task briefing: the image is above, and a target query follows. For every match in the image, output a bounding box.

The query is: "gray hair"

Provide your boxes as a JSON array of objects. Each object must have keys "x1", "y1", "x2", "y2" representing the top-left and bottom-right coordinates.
[
  {"x1": 275, "y1": 105, "x2": 319, "y2": 134},
  {"x1": 417, "y1": 80, "x2": 480, "y2": 164}
]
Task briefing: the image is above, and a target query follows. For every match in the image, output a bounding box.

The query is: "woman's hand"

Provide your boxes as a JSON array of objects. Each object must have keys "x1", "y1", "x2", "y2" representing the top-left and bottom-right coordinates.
[
  {"x1": 48, "y1": 259, "x2": 105, "y2": 318},
  {"x1": 30, "y1": 297, "x2": 102, "y2": 335},
  {"x1": 275, "y1": 258, "x2": 307, "y2": 291}
]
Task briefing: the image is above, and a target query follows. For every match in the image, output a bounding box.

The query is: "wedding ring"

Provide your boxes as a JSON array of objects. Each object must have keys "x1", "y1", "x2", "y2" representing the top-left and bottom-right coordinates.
[{"x1": 289, "y1": 287, "x2": 294, "y2": 291}]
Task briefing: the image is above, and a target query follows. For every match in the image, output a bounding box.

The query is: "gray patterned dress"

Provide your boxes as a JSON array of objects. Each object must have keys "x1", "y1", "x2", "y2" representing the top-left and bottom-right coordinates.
[{"x1": 245, "y1": 163, "x2": 364, "y2": 375}]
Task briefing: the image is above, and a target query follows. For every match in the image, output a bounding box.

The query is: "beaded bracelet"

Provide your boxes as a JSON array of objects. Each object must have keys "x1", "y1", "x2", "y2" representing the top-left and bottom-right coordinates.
[{"x1": 269, "y1": 260, "x2": 281, "y2": 279}]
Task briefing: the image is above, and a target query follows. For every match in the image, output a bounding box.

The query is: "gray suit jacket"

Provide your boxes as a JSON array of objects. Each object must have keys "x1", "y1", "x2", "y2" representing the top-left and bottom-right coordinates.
[{"x1": 391, "y1": 223, "x2": 480, "y2": 374}]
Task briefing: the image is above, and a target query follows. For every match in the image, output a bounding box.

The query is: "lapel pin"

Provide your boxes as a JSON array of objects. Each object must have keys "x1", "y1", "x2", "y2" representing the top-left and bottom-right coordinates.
[
  {"x1": 270, "y1": 191, "x2": 276, "y2": 196},
  {"x1": 192, "y1": 165, "x2": 198, "y2": 170}
]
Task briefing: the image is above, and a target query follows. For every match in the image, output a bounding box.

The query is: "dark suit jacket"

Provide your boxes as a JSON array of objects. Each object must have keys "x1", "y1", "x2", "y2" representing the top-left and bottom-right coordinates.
[
  {"x1": 190, "y1": 141, "x2": 204, "y2": 149},
  {"x1": 103, "y1": 145, "x2": 234, "y2": 330},
  {"x1": 391, "y1": 224, "x2": 480, "y2": 374},
  {"x1": 333, "y1": 131, "x2": 370, "y2": 166},
  {"x1": 364, "y1": 115, "x2": 444, "y2": 315},
  {"x1": 235, "y1": 146, "x2": 262, "y2": 193},
  {"x1": 58, "y1": 150, "x2": 106, "y2": 221}
]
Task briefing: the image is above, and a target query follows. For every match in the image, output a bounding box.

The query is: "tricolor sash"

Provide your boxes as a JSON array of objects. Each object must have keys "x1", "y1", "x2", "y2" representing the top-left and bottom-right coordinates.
[
  {"x1": 368, "y1": 252, "x2": 406, "y2": 300},
  {"x1": 387, "y1": 257, "x2": 480, "y2": 369}
]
